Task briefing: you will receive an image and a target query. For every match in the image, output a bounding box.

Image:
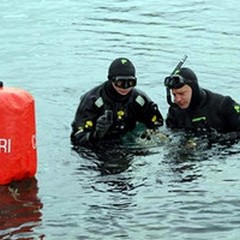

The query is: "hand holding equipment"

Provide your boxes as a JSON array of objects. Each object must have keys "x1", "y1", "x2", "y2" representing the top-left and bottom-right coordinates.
[{"x1": 94, "y1": 110, "x2": 113, "y2": 140}]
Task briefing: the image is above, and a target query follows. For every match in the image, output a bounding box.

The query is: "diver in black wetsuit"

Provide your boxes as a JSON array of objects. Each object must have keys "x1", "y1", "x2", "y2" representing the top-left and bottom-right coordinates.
[
  {"x1": 164, "y1": 67, "x2": 240, "y2": 143},
  {"x1": 71, "y1": 57, "x2": 164, "y2": 148}
]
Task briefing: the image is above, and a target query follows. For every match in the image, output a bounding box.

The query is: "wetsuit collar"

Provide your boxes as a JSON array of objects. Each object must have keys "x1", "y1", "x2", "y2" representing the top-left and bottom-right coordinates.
[{"x1": 104, "y1": 81, "x2": 132, "y2": 102}]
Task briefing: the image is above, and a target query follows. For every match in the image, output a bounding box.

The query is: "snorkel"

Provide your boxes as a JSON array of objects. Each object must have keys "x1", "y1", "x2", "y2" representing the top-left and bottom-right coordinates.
[{"x1": 165, "y1": 55, "x2": 188, "y2": 106}]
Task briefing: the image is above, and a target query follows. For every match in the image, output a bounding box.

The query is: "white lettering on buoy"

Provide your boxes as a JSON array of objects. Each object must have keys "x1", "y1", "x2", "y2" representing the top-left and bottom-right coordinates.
[
  {"x1": 0, "y1": 138, "x2": 11, "y2": 153},
  {"x1": 32, "y1": 135, "x2": 37, "y2": 149}
]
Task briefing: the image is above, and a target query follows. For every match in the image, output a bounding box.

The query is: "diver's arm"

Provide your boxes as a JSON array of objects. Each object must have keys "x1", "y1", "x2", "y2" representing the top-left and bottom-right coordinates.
[
  {"x1": 221, "y1": 96, "x2": 240, "y2": 132},
  {"x1": 207, "y1": 96, "x2": 240, "y2": 144},
  {"x1": 71, "y1": 106, "x2": 113, "y2": 148},
  {"x1": 134, "y1": 89, "x2": 164, "y2": 129},
  {"x1": 166, "y1": 107, "x2": 179, "y2": 129},
  {"x1": 71, "y1": 94, "x2": 99, "y2": 147}
]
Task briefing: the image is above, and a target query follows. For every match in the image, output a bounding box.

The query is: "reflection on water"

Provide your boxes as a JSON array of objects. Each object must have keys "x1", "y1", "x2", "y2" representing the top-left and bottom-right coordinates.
[
  {"x1": 0, "y1": 178, "x2": 44, "y2": 239},
  {"x1": 73, "y1": 135, "x2": 240, "y2": 240},
  {"x1": 163, "y1": 131, "x2": 240, "y2": 183},
  {"x1": 74, "y1": 142, "x2": 150, "y2": 175}
]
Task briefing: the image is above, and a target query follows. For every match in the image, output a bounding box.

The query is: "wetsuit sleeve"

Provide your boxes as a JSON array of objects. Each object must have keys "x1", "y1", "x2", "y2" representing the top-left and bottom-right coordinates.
[
  {"x1": 221, "y1": 96, "x2": 240, "y2": 132},
  {"x1": 208, "y1": 96, "x2": 240, "y2": 145},
  {"x1": 144, "y1": 101, "x2": 164, "y2": 129},
  {"x1": 166, "y1": 107, "x2": 179, "y2": 129},
  {"x1": 71, "y1": 94, "x2": 99, "y2": 147},
  {"x1": 135, "y1": 90, "x2": 164, "y2": 129}
]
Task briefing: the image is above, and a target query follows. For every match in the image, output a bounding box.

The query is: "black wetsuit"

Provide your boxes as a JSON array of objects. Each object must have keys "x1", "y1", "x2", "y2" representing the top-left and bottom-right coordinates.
[
  {"x1": 166, "y1": 89, "x2": 240, "y2": 133},
  {"x1": 71, "y1": 81, "x2": 163, "y2": 147}
]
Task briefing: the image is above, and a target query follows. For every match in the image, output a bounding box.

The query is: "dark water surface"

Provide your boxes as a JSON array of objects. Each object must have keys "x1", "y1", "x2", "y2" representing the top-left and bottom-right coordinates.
[{"x1": 1, "y1": 0, "x2": 240, "y2": 239}]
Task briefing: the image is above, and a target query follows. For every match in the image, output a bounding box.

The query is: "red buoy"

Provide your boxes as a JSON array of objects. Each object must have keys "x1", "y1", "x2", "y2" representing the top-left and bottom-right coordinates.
[{"x1": 0, "y1": 82, "x2": 37, "y2": 185}]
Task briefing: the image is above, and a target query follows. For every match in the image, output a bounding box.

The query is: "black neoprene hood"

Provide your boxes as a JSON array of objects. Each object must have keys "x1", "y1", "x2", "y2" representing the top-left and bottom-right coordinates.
[
  {"x1": 108, "y1": 58, "x2": 136, "y2": 80},
  {"x1": 177, "y1": 67, "x2": 202, "y2": 110}
]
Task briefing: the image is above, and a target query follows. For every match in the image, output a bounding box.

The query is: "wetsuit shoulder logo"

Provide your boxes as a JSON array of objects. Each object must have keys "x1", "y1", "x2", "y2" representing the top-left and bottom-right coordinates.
[
  {"x1": 135, "y1": 95, "x2": 145, "y2": 106},
  {"x1": 94, "y1": 97, "x2": 104, "y2": 108}
]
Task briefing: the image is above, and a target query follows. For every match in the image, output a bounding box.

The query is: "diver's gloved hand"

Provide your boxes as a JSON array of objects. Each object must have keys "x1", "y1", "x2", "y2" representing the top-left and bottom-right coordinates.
[
  {"x1": 93, "y1": 110, "x2": 113, "y2": 140},
  {"x1": 149, "y1": 103, "x2": 163, "y2": 127},
  {"x1": 140, "y1": 129, "x2": 169, "y2": 143}
]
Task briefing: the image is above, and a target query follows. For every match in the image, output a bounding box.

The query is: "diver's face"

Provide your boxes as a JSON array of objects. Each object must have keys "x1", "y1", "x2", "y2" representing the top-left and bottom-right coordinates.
[
  {"x1": 112, "y1": 82, "x2": 133, "y2": 95},
  {"x1": 172, "y1": 84, "x2": 192, "y2": 109}
]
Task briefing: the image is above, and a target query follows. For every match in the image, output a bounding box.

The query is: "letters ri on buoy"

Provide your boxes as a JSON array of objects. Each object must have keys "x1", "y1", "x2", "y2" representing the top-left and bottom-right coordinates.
[
  {"x1": 0, "y1": 138, "x2": 11, "y2": 153},
  {"x1": 0, "y1": 135, "x2": 36, "y2": 153}
]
